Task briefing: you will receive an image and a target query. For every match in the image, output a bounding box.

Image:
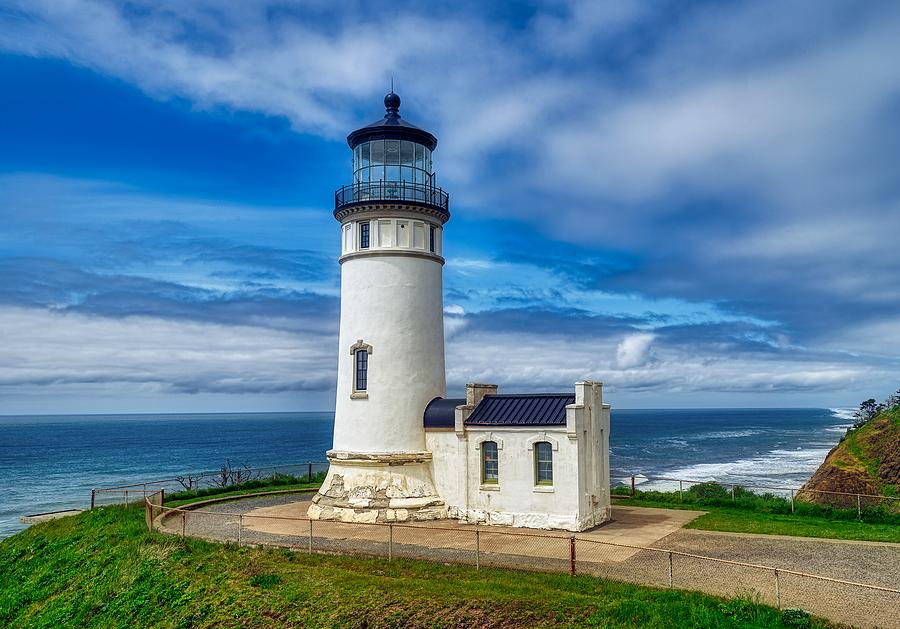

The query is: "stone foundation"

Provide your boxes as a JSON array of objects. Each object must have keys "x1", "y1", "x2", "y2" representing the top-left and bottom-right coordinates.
[{"x1": 307, "y1": 450, "x2": 447, "y2": 523}]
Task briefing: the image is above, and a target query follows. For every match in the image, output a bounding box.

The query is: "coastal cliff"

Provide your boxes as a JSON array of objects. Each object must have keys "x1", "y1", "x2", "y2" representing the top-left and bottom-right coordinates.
[{"x1": 800, "y1": 405, "x2": 899, "y2": 506}]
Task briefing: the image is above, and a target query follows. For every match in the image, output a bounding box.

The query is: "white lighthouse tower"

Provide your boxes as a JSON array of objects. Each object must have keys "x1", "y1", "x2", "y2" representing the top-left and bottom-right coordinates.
[{"x1": 308, "y1": 92, "x2": 450, "y2": 523}]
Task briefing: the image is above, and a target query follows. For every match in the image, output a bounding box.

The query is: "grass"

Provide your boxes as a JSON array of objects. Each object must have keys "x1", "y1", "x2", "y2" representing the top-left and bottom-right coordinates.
[
  {"x1": 0, "y1": 504, "x2": 828, "y2": 628},
  {"x1": 614, "y1": 483, "x2": 900, "y2": 543},
  {"x1": 163, "y1": 473, "x2": 325, "y2": 508}
]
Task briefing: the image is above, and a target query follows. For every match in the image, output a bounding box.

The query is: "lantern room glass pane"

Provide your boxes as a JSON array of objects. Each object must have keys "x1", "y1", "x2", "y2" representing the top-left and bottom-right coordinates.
[
  {"x1": 400, "y1": 141, "x2": 414, "y2": 166},
  {"x1": 425, "y1": 148, "x2": 431, "y2": 175},
  {"x1": 361, "y1": 167, "x2": 369, "y2": 183},
  {"x1": 386, "y1": 165, "x2": 400, "y2": 182},
  {"x1": 370, "y1": 140, "x2": 384, "y2": 166},
  {"x1": 401, "y1": 166, "x2": 413, "y2": 184},
  {"x1": 385, "y1": 140, "x2": 400, "y2": 165},
  {"x1": 361, "y1": 142, "x2": 370, "y2": 168},
  {"x1": 415, "y1": 144, "x2": 424, "y2": 169}
]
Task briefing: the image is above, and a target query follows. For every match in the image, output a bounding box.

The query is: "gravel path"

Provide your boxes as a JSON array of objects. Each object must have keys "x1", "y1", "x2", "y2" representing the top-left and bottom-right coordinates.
[{"x1": 655, "y1": 529, "x2": 900, "y2": 589}]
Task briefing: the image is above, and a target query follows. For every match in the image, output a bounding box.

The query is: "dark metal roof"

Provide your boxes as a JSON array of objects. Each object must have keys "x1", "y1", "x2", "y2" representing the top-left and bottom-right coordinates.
[
  {"x1": 465, "y1": 394, "x2": 574, "y2": 426},
  {"x1": 423, "y1": 397, "x2": 465, "y2": 429},
  {"x1": 347, "y1": 92, "x2": 438, "y2": 151}
]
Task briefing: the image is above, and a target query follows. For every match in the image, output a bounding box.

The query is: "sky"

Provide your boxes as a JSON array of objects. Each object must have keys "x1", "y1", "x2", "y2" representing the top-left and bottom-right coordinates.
[{"x1": 1, "y1": 0, "x2": 899, "y2": 414}]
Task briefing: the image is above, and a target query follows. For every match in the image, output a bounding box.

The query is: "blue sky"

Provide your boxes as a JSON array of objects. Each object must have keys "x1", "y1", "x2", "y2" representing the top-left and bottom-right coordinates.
[{"x1": 1, "y1": 0, "x2": 899, "y2": 413}]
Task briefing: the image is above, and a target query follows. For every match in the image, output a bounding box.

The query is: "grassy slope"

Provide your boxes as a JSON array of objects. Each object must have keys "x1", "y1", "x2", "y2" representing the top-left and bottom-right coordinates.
[
  {"x1": 0, "y1": 505, "x2": 825, "y2": 628},
  {"x1": 615, "y1": 492, "x2": 900, "y2": 543},
  {"x1": 825, "y1": 406, "x2": 900, "y2": 497}
]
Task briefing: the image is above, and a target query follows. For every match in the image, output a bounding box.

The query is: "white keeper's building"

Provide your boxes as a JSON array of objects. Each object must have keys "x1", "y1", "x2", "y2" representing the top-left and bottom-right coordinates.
[{"x1": 308, "y1": 92, "x2": 611, "y2": 532}]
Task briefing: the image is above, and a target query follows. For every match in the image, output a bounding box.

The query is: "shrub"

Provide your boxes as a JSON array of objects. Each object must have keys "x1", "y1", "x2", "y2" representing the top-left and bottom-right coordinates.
[{"x1": 781, "y1": 608, "x2": 812, "y2": 628}]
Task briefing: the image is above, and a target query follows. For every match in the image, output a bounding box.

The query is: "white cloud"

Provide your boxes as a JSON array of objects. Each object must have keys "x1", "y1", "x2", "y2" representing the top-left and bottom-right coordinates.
[
  {"x1": 0, "y1": 306, "x2": 336, "y2": 394},
  {"x1": 615, "y1": 333, "x2": 655, "y2": 369}
]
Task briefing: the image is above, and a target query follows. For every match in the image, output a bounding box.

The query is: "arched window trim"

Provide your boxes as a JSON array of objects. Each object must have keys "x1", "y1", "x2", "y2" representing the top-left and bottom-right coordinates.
[
  {"x1": 533, "y1": 441, "x2": 554, "y2": 486},
  {"x1": 350, "y1": 340, "x2": 373, "y2": 399},
  {"x1": 481, "y1": 440, "x2": 499, "y2": 485}
]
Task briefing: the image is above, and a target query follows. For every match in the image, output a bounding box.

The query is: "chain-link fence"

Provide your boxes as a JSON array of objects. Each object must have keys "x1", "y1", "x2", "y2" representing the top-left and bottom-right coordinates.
[
  {"x1": 144, "y1": 492, "x2": 900, "y2": 629},
  {"x1": 620, "y1": 474, "x2": 900, "y2": 515},
  {"x1": 91, "y1": 461, "x2": 328, "y2": 508}
]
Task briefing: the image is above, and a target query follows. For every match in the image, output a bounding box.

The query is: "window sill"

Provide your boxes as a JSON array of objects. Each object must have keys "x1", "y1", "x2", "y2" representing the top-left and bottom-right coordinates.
[
  {"x1": 350, "y1": 392, "x2": 368, "y2": 400},
  {"x1": 533, "y1": 486, "x2": 555, "y2": 493},
  {"x1": 479, "y1": 484, "x2": 500, "y2": 492}
]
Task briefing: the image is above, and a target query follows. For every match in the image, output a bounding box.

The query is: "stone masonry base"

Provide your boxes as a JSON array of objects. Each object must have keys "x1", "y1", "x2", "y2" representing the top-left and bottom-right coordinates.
[{"x1": 307, "y1": 451, "x2": 447, "y2": 524}]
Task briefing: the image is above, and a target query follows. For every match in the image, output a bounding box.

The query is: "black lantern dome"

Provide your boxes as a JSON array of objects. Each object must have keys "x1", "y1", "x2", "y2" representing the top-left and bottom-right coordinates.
[{"x1": 347, "y1": 91, "x2": 438, "y2": 151}]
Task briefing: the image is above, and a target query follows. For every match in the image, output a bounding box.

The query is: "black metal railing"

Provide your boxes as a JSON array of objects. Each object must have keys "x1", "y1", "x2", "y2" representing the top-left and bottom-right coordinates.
[{"x1": 334, "y1": 181, "x2": 450, "y2": 212}]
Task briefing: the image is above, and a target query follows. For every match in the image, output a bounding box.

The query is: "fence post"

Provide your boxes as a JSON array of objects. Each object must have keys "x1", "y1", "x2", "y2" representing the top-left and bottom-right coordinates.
[
  {"x1": 238, "y1": 514, "x2": 243, "y2": 547},
  {"x1": 790, "y1": 489, "x2": 795, "y2": 513},
  {"x1": 308, "y1": 518, "x2": 313, "y2": 553},
  {"x1": 308, "y1": 463, "x2": 313, "y2": 482},
  {"x1": 857, "y1": 494, "x2": 862, "y2": 520},
  {"x1": 569, "y1": 535, "x2": 576, "y2": 577},
  {"x1": 668, "y1": 552, "x2": 674, "y2": 588},
  {"x1": 90, "y1": 489, "x2": 95, "y2": 510},
  {"x1": 475, "y1": 526, "x2": 481, "y2": 570},
  {"x1": 161, "y1": 489, "x2": 165, "y2": 505},
  {"x1": 125, "y1": 489, "x2": 129, "y2": 506},
  {"x1": 389, "y1": 524, "x2": 393, "y2": 560},
  {"x1": 181, "y1": 512, "x2": 186, "y2": 538},
  {"x1": 631, "y1": 475, "x2": 635, "y2": 496},
  {"x1": 774, "y1": 569, "x2": 781, "y2": 608}
]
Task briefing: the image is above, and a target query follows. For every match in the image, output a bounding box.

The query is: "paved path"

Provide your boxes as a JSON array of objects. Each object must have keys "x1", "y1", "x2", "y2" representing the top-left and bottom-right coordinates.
[{"x1": 155, "y1": 494, "x2": 900, "y2": 628}]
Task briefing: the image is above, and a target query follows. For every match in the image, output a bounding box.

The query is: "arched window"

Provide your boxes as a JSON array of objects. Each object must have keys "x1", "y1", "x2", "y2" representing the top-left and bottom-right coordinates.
[
  {"x1": 349, "y1": 340, "x2": 372, "y2": 397},
  {"x1": 534, "y1": 441, "x2": 553, "y2": 486},
  {"x1": 355, "y1": 349, "x2": 368, "y2": 391},
  {"x1": 481, "y1": 441, "x2": 499, "y2": 484}
]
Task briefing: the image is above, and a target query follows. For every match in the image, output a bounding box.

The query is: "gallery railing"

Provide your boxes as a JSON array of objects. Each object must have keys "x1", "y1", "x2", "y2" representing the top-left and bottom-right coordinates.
[{"x1": 334, "y1": 181, "x2": 450, "y2": 212}]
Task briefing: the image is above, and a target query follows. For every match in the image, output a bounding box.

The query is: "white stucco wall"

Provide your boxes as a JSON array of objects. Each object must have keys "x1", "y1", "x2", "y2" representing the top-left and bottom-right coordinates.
[{"x1": 332, "y1": 242, "x2": 446, "y2": 455}]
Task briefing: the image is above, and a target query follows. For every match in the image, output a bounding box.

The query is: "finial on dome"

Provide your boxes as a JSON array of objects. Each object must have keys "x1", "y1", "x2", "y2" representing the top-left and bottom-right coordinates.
[{"x1": 384, "y1": 91, "x2": 401, "y2": 115}]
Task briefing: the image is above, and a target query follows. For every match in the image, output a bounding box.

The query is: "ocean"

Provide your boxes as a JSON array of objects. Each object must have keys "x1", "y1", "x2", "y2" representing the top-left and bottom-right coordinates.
[{"x1": 0, "y1": 407, "x2": 853, "y2": 540}]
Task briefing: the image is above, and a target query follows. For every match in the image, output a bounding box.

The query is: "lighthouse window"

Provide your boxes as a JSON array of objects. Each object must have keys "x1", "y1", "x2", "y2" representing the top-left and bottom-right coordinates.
[
  {"x1": 355, "y1": 349, "x2": 368, "y2": 391},
  {"x1": 429, "y1": 225, "x2": 435, "y2": 252},
  {"x1": 359, "y1": 222, "x2": 370, "y2": 249},
  {"x1": 361, "y1": 142, "x2": 370, "y2": 168},
  {"x1": 401, "y1": 141, "x2": 414, "y2": 166},
  {"x1": 534, "y1": 442, "x2": 553, "y2": 485},
  {"x1": 482, "y1": 441, "x2": 499, "y2": 484}
]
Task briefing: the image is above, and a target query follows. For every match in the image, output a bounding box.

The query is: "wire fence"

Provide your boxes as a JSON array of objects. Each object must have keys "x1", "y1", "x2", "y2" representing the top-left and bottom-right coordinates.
[
  {"x1": 91, "y1": 461, "x2": 328, "y2": 509},
  {"x1": 619, "y1": 474, "x2": 900, "y2": 514},
  {"x1": 143, "y1": 491, "x2": 900, "y2": 629}
]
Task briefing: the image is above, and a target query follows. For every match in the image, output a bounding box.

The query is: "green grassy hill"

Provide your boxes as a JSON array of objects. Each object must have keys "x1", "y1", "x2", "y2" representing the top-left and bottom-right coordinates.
[
  {"x1": 801, "y1": 406, "x2": 900, "y2": 505},
  {"x1": 0, "y1": 505, "x2": 824, "y2": 628}
]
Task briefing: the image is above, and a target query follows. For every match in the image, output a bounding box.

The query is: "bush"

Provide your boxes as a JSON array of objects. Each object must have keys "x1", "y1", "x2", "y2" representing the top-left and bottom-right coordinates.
[{"x1": 781, "y1": 608, "x2": 812, "y2": 628}]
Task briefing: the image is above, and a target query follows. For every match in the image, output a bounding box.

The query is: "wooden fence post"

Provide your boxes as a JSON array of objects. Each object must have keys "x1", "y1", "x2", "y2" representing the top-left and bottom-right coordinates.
[
  {"x1": 569, "y1": 535, "x2": 576, "y2": 577},
  {"x1": 774, "y1": 569, "x2": 781, "y2": 608},
  {"x1": 238, "y1": 514, "x2": 243, "y2": 547},
  {"x1": 668, "y1": 552, "x2": 674, "y2": 588},
  {"x1": 90, "y1": 490, "x2": 95, "y2": 510},
  {"x1": 631, "y1": 475, "x2": 635, "y2": 496},
  {"x1": 475, "y1": 527, "x2": 480, "y2": 570}
]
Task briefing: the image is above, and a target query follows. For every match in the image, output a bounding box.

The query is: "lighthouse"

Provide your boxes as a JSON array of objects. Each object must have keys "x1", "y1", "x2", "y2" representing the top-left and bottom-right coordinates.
[{"x1": 308, "y1": 92, "x2": 450, "y2": 523}]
